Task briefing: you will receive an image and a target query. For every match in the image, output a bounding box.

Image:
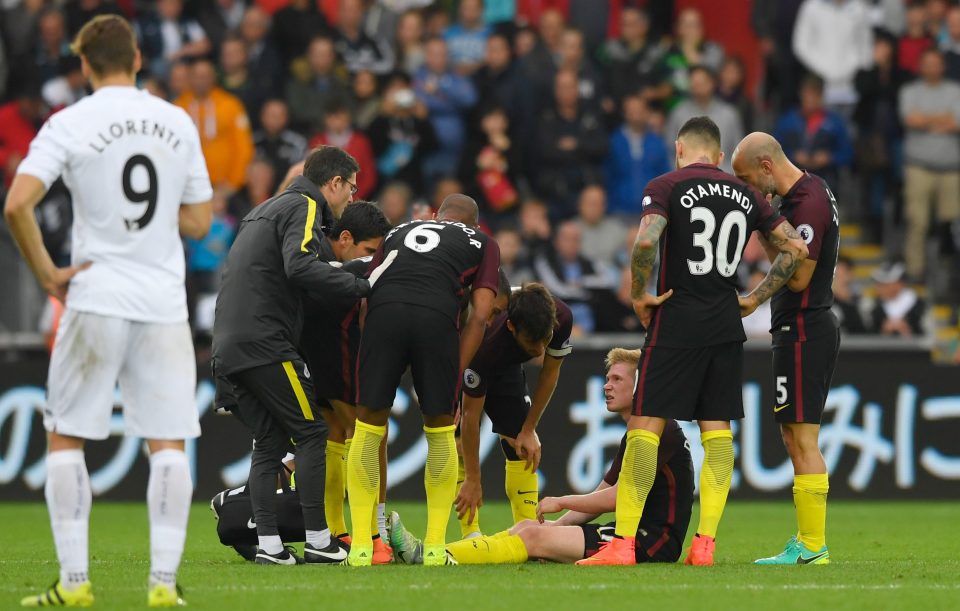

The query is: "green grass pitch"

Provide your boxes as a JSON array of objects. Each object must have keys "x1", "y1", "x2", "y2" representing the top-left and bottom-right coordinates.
[{"x1": 2, "y1": 501, "x2": 956, "y2": 610}]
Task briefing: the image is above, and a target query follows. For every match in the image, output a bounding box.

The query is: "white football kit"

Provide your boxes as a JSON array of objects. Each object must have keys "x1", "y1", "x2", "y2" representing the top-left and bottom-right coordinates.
[{"x1": 18, "y1": 86, "x2": 213, "y2": 440}]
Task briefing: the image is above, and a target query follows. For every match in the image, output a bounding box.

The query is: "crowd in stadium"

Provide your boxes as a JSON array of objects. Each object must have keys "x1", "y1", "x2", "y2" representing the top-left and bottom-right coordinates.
[{"x1": 2, "y1": 0, "x2": 958, "y2": 341}]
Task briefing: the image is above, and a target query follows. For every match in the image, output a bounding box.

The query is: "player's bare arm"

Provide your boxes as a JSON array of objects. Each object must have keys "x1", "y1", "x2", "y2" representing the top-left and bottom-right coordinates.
[
  {"x1": 537, "y1": 484, "x2": 617, "y2": 524},
  {"x1": 740, "y1": 221, "x2": 808, "y2": 316},
  {"x1": 178, "y1": 201, "x2": 213, "y2": 239},
  {"x1": 3, "y1": 174, "x2": 91, "y2": 302},
  {"x1": 756, "y1": 232, "x2": 817, "y2": 293},
  {"x1": 459, "y1": 287, "x2": 497, "y2": 373},
  {"x1": 516, "y1": 354, "x2": 563, "y2": 472},
  {"x1": 455, "y1": 393, "x2": 486, "y2": 523},
  {"x1": 630, "y1": 214, "x2": 673, "y2": 327},
  {"x1": 547, "y1": 481, "x2": 613, "y2": 526}
]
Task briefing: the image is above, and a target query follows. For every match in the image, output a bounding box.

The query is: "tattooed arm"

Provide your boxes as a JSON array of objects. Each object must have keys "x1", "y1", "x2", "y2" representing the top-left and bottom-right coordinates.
[
  {"x1": 739, "y1": 221, "x2": 809, "y2": 317},
  {"x1": 631, "y1": 214, "x2": 673, "y2": 328}
]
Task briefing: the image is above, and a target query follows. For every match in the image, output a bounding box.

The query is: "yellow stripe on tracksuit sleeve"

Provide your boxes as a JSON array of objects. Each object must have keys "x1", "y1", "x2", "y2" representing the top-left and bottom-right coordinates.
[
  {"x1": 300, "y1": 195, "x2": 317, "y2": 253},
  {"x1": 282, "y1": 361, "x2": 314, "y2": 421}
]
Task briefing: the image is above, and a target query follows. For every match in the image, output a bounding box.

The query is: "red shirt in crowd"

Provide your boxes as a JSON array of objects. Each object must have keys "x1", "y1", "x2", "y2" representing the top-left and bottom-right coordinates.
[
  {"x1": 308, "y1": 130, "x2": 378, "y2": 200},
  {"x1": 0, "y1": 101, "x2": 38, "y2": 187}
]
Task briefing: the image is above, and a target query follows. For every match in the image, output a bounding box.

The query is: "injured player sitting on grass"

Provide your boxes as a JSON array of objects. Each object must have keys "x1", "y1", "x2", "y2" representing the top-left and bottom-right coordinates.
[{"x1": 389, "y1": 348, "x2": 695, "y2": 565}]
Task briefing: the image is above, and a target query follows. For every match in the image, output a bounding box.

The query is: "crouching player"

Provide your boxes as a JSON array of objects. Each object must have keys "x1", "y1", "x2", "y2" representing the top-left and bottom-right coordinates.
[{"x1": 391, "y1": 348, "x2": 694, "y2": 564}]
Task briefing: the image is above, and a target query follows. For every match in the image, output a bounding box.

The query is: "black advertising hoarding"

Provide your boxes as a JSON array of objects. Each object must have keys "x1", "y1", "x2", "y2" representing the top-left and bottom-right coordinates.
[{"x1": 1, "y1": 344, "x2": 958, "y2": 501}]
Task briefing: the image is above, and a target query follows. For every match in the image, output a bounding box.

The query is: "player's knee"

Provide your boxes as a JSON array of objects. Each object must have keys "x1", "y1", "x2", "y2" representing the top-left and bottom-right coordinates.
[
  {"x1": 516, "y1": 525, "x2": 543, "y2": 555},
  {"x1": 510, "y1": 519, "x2": 539, "y2": 535},
  {"x1": 781, "y1": 426, "x2": 819, "y2": 459}
]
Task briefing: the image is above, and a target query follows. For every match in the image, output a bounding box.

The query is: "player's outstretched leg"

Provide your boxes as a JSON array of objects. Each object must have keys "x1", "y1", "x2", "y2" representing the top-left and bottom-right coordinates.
[
  {"x1": 345, "y1": 419, "x2": 386, "y2": 566},
  {"x1": 21, "y1": 446, "x2": 95, "y2": 608},
  {"x1": 423, "y1": 424, "x2": 458, "y2": 566},
  {"x1": 577, "y1": 423, "x2": 661, "y2": 566},
  {"x1": 146, "y1": 445, "x2": 192, "y2": 607},
  {"x1": 685, "y1": 428, "x2": 734, "y2": 567}
]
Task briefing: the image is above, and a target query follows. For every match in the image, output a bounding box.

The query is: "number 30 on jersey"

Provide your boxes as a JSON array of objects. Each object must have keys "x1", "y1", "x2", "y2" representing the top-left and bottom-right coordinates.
[{"x1": 687, "y1": 207, "x2": 747, "y2": 277}]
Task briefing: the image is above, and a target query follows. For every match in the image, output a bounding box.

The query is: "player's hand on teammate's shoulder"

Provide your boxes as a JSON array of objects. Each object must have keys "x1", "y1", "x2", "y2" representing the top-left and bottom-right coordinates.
[
  {"x1": 632, "y1": 289, "x2": 673, "y2": 329},
  {"x1": 536, "y1": 497, "x2": 563, "y2": 523},
  {"x1": 454, "y1": 477, "x2": 483, "y2": 523},
  {"x1": 43, "y1": 261, "x2": 92, "y2": 303},
  {"x1": 515, "y1": 428, "x2": 542, "y2": 472}
]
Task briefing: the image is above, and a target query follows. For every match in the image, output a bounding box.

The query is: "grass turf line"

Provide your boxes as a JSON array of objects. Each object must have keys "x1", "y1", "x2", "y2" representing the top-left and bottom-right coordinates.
[{"x1": 1, "y1": 501, "x2": 955, "y2": 610}]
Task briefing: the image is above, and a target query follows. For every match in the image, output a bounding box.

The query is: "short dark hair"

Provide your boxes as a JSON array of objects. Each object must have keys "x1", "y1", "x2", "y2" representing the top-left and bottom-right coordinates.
[
  {"x1": 507, "y1": 283, "x2": 557, "y2": 344},
  {"x1": 331, "y1": 200, "x2": 390, "y2": 243},
  {"x1": 688, "y1": 64, "x2": 716, "y2": 82},
  {"x1": 800, "y1": 74, "x2": 825, "y2": 94},
  {"x1": 677, "y1": 115, "x2": 721, "y2": 149},
  {"x1": 72, "y1": 14, "x2": 137, "y2": 76},
  {"x1": 303, "y1": 146, "x2": 360, "y2": 187}
]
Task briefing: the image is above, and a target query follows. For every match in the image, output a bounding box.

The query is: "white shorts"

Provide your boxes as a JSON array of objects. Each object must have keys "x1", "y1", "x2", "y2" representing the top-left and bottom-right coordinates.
[{"x1": 45, "y1": 309, "x2": 201, "y2": 440}]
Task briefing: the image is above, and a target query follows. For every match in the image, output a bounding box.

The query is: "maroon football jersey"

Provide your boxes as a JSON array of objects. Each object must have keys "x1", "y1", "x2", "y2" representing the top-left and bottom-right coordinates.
[
  {"x1": 770, "y1": 172, "x2": 840, "y2": 340},
  {"x1": 640, "y1": 163, "x2": 784, "y2": 348},
  {"x1": 367, "y1": 219, "x2": 501, "y2": 324}
]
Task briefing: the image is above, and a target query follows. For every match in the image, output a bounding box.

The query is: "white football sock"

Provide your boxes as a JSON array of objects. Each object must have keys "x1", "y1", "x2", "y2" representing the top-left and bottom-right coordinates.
[
  {"x1": 258, "y1": 535, "x2": 283, "y2": 555},
  {"x1": 45, "y1": 449, "x2": 91, "y2": 590},
  {"x1": 305, "y1": 528, "x2": 331, "y2": 549},
  {"x1": 147, "y1": 449, "x2": 192, "y2": 587},
  {"x1": 377, "y1": 503, "x2": 389, "y2": 542}
]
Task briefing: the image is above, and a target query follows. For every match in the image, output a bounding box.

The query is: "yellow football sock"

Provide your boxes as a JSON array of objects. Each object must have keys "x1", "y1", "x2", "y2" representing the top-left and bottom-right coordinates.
[
  {"x1": 698, "y1": 429, "x2": 734, "y2": 539},
  {"x1": 504, "y1": 460, "x2": 538, "y2": 524},
  {"x1": 324, "y1": 441, "x2": 347, "y2": 536},
  {"x1": 446, "y1": 533, "x2": 528, "y2": 564},
  {"x1": 614, "y1": 429, "x2": 660, "y2": 538},
  {"x1": 346, "y1": 421, "x2": 385, "y2": 554},
  {"x1": 456, "y1": 455, "x2": 481, "y2": 537},
  {"x1": 794, "y1": 473, "x2": 829, "y2": 551},
  {"x1": 423, "y1": 425, "x2": 458, "y2": 547}
]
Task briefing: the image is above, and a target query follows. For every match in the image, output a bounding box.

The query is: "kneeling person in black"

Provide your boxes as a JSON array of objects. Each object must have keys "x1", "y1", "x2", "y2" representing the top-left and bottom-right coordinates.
[
  {"x1": 347, "y1": 194, "x2": 501, "y2": 566},
  {"x1": 456, "y1": 284, "x2": 574, "y2": 535}
]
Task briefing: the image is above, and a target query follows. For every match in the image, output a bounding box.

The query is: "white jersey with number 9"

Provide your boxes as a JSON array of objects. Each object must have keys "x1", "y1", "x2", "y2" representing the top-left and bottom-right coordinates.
[{"x1": 17, "y1": 86, "x2": 213, "y2": 323}]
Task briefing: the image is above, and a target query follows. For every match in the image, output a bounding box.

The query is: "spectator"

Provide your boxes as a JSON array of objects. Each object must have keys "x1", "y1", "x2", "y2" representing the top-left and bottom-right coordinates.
[
  {"x1": 717, "y1": 56, "x2": 753, "y2": 133},
  {"x1": 64, "y1": 0, "x2": 124, "y2": 38},
  {"x1": 335, "y1": 0, "x2": 395, "y2": 75},
  {"x1": 942, "y1": 6, "x2": 960, "y2": 81},
  {"x1": 792, "y1": 0, "x2": 872, "y2": 109},
  {"x1": 176, "y1": 58, "x2": 254, "y2": 192},
  {"x1": 495, "y1": 227, "x2": 536, "y2": 286},
  {"x1": 186, "y1": 192, "x2": 237, "y2": 296},
  {"x1": 271, "y1": 0, "x2": 332, "y2": 70},
  {"x1": 253, "y1": 99, "x2": 308, "y2": 192},
  {"x1": 865, "y1": 262, "x2": 927, "y2": 336},
  {"x1": 742, "y1": 267, "x2": 773, "y2": 339},
  {"x1": 395, "y1": 9, "x2": 427, "y2": 75},
  {"x1": 927, "y1": 0, "x2": 951, "y2": 45},
  {"x1": 773, "y1": 75, "x2": 853, "y2": 192},
  {"x1": 855, "y1": 32, "x2": 908, "y2": 241},
  {"x1": 899, "y1": 48, "x2": 960, "y2": 280},
  {"x1": 574, "y1": 185, "x2": 627, "y2": 266},
  {"x1": 519, "y1": 8, "x2": 565, "y2": 91},
  {"x1": 0, "y1": 85, "x2": 42, "y2": 189},
  {"x1": 460, "y1": 106, "x2": 521, "y2": 224},
  {"x1": 598, "y1": 7, "x2": 668, "y2": 107},
  {"x1": 443, "y1": 0, "x2": 488, "y2": 75},
  {"x1": 665, "y1": 65, "x2": 743, "y2": 173},
  {"x1": 536, "y1": 68, "x2": 608, "y2": 220},
  {"x1": 239, "y1": 6, "x2": 283, "y2": 92},
  {"x1": 227, "y1": 158, "x2": 276, "y2": 218},
  {"x1": 424, "y1": 4, "x2": 452, "y2": 37},
  {"x1": 533, "y1": 220, "x2": 611, "y2": 333},
  {"x1": 41, "y1": 56, "x2": 87, "y2": 110},
  {"x1": 2, "y1": 0, "x2": 42, "y2": 82},
  {"x1": 518, "y1": 197, "x2": 553, "y2": 263},
  {"x1": 309, "y1": 102, "x2": 378, "y2": 199},
  {"x1": 899, "y1": 2, "x2": 935, "y2": 75},
  {"x1": 752, "y1": 0, "x2": 806, "y2": 111},
  {"x1": 414, "y1": 36, "x2": 478, "y2": 181},
  {"x1": 35, "y1": 8, "x2": 72, "y2": 85},
  {"x1": 831, "y1": 256, "x2": 868, "y2": 334},
  {"x1": 368, "y1": 73, "x2": 437, "y2": 193},
  {"x1": 604, "y1": 94, "x2": 671, "y2": 216},
  {"x1": 378, "y1": 181, "x2": 414, "y2": 226},
  {"x1": 196, "y1": 0, "x2": 248, "y2": 52},
  {"x1": 351, "y1": 70, "x2": 382, "y2": 130},
  {"x1": 661, "y1": 8, "x2": 725, "y2": 108},
  {"x1": 472, "y1": 32, "x2": 522, "y2": 125},
  {"x1": 219, "y1": 34, "x2": 271, "y2": 127},
  {"x1": 558, "y1": 27, "x2": 606, "y2": 112},
  {"x1": 168, "y1": 60, "x2": 191, "y2": 100},
  {"x1": 285, "y1": 36, "x2": 350, "y2": 134},
  {"x1": 136, "y1": 0, "x2": 211, "y2": 79}
]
